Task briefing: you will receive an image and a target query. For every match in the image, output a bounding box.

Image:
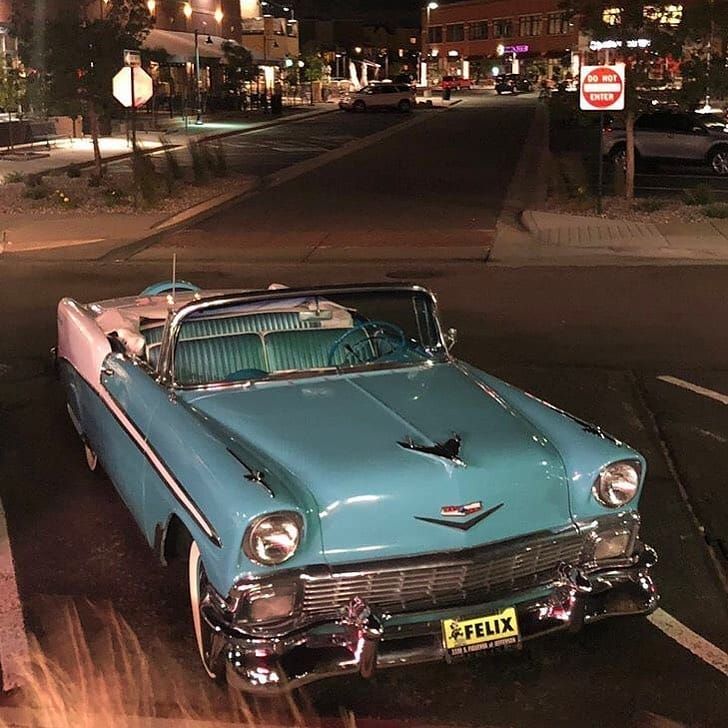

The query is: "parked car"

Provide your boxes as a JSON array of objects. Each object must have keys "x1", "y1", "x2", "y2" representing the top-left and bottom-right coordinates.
[
  {"x1": 495, "y1": 74, "x2": 533, "y2": 95},
  {"x1": 602, "y1": 110, "x2": 728, "y2": 175},
  {"x1": 441, "y1": 75, "x2": 472, "y2": 90},
  {"x1": 56, "y1": 282, "x2": 658, "y2": 693},
  {"x1": 339, "y1": 83, "x2": 416, "y2": 112}
]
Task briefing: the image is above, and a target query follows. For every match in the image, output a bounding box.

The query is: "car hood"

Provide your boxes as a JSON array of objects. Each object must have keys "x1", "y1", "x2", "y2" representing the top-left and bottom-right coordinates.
[{"x1": 183, "y1": 363, "x2": 572, "y2": 564}]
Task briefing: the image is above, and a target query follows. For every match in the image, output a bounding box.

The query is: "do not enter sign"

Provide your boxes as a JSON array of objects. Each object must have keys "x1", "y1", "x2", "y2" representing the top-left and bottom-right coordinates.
[{"x1": 580, "y1": 63, "x2": 625, "y2": 111}]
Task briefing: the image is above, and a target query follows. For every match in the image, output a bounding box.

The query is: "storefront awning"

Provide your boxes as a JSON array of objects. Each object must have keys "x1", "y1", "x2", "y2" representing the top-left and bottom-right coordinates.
[{"x1": 143, "y1": 28, "x2": 240, "y2": 63}]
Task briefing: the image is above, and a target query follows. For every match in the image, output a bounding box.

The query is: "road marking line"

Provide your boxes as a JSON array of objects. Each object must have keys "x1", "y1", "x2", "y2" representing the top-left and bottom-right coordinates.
[
  {"x1": 648, "y1": 608, "x2": 728, "y2": 678},
  {"x1": 657, "y1": 375, "x2": 728, "y2": 405},
  {"x1": 0, "y1": 498, "x2": 30, "y2": 691}
]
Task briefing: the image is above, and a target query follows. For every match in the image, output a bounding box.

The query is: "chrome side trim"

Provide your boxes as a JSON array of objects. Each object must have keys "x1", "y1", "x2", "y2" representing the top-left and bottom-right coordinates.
[{"x1": 59, "y1": 357, "x2": 222, "y2": 548}]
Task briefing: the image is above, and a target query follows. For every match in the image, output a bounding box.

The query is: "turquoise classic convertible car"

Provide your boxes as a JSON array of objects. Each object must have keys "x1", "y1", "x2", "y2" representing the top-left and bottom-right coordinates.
[{"x1": 56, "y1": 283, "x2": 658, "y2": 692}]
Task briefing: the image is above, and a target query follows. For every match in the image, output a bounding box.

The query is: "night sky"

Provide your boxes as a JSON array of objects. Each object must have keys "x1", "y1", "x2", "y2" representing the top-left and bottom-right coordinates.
[{"x1": 296, "y1": 0, "x2": 424, "y2": 24}]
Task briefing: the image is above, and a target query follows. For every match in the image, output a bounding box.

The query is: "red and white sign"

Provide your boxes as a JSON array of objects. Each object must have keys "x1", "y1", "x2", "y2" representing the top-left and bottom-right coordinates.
[
  {"x1": 580, "y1": 63, "x2": 625, "y2": 111},
  {"x1": 112, "y1": 66, "x2": 153, "y2": 109}
]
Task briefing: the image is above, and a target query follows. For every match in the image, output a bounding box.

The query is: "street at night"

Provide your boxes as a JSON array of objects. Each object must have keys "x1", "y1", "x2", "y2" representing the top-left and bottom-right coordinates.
[
  {"x1": 1, "y1": 90, "x2": 728, "y2": 726},
  {"x1": 2, "y1": 1, "x2": 728, "y2": 727}
]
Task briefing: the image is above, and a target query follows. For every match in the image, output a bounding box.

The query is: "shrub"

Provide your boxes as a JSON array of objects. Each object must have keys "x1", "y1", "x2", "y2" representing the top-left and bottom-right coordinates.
[
  {"x1": 4, "y1": 171, "x2": 24, "y2": 183},
  {"x1": 163, "y1": 146, "x2": 184, "y2": 181},
  {"x1": 211, "y1": 141, "x2": 229, "y2": 177},
  {"x1": 66, "y1": 164, "x2": 82, "y2": 178},
  {"x1": 26, "y1": 173, "x2": 45, "y2": 188},
  {"x1": 703, "y1": 202, "x2": 728, "y2": 218},
  {"x1": 132, "y1": 146, "x2": 159, "y2": 206},
  {"x1": 189, "y1": 140, "x2": 212, "y2": 184},
  {"x1": 23, "y1": 184, "x2": 49, "y2": 200},
  {"x1": 88, "y1": 174, "x2": 102, "y2": 188},
  {"x1": 635, "y1": 198, "x2": 666, "y2": 212},
  {"x1": 682, "y1": 184, "x2": 714, "y2": 206},
  {"x1": 102, "y1": 187, "x2": 128, "y2": 207}
]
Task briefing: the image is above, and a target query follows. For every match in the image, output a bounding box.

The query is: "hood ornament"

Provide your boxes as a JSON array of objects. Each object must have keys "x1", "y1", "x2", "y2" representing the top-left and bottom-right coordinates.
[
  {"x1": 415, "y1": 502, "x2": 504, "y2": 531},
  {"x1": 398, "y1": 434, "x2": 466, "y2": 467}
]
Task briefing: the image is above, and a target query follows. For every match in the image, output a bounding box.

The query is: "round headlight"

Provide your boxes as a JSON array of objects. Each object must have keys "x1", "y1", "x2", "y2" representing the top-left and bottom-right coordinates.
[
  {"x1": 244, "y1": 512, "x2": 302, "y2": 566},
  {"x1": 593, "y1": 461, "x2": 641, "y2": 508}
]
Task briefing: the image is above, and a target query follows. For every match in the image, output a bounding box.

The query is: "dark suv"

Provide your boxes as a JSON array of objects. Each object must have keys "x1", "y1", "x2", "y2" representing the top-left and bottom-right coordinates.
[
  {"x1": 602, "y1": 110, "x2": 728, "y2": 175},
  {"x1": 494, "y1": 74, "x2": 533, "y2": 95}
]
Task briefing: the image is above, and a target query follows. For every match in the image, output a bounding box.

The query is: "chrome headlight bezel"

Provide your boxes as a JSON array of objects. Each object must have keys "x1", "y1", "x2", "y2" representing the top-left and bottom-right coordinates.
[
  {"x1": 592, "y1": 460, "x2": 642, "y2": 508},
  {"x1": 243, "y1": 511, "x2": 303, "y2": 566}
]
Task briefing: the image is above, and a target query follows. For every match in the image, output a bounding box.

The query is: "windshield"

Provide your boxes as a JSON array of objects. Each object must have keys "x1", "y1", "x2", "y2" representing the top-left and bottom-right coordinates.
[{"x1": 171, "y1": 289, "x2": 445, "y2": 387}]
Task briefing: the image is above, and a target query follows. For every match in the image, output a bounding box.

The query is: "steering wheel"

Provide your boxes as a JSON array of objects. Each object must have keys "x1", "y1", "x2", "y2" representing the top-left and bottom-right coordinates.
[{"x1": 327, "y1": 321, "x2": 407, "y2": 367}]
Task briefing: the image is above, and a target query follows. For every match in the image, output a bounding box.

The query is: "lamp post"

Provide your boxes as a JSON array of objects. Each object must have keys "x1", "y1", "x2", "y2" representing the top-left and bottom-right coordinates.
[
  {"x1": 194, "y1": 29, "x2": 203, "y2": 124},
  {"x1": 423, "y1": 3, "x2": 438, "y2": 87}
]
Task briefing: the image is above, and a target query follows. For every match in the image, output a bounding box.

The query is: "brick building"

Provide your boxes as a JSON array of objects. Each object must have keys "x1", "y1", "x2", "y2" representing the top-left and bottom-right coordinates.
[{"x1": 422, "y1": 0, "x2": 583, "y2": 84}]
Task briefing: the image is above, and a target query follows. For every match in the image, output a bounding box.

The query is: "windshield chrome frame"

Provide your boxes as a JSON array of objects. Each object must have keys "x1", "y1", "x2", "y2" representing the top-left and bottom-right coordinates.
[{"x1": 156, "y1": 284, "x2": 449, "y2": 389}]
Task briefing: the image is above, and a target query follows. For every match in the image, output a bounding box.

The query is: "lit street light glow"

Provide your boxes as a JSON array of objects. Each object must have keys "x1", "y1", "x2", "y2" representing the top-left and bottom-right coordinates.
[{"x1": 183, "y1": 2, "x2": 192, "y2": 19}]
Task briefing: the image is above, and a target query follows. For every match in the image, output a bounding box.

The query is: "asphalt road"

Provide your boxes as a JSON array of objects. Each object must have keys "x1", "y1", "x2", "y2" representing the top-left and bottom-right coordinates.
[{"x1": 0, "y1": 93, "x2": 726, "y2": 727}]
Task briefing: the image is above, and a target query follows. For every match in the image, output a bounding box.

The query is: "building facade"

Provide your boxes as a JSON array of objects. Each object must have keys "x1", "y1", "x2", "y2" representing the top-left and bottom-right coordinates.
[{"x1": 422, "y1": 0, "x2": 583, "y2": 84}]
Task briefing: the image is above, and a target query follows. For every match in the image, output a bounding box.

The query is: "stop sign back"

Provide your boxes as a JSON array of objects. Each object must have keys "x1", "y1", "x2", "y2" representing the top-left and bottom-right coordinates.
[
  {"x1": 113, "y1": 66, "x2": 153, "y2": 109},
  {"x1": 580, "y1": 63, "x2": 625, "y2": 111}
]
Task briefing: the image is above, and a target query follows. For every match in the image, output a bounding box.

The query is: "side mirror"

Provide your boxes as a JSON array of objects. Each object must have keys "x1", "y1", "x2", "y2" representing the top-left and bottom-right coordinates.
[{"x1": 445, "y1": 327, "x2": 458, "y2": 352}]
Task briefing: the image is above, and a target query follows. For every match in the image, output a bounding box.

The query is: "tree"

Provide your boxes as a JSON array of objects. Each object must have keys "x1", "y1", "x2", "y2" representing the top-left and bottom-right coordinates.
[
  {"x1": 221, "y1": 41, "x2": 255, "y2": 95},
  {"x1": 12, "y1": 0, "x2": 152, "y2": 178},
  {"x1": 561, "y1": 2, "x2": 684, "y2": 202}
]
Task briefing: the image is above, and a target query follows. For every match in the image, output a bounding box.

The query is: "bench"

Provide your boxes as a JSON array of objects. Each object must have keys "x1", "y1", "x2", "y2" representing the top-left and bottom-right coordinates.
[
  {"x1": 27, "y1": 121, "x2": 68, "y2": 150},
  {"x1": 141, "y1": 312, "x2": 370, "y2": 385}
]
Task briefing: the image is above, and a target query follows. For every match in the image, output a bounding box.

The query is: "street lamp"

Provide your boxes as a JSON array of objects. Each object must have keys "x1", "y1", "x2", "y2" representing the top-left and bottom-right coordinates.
[{"x1": 194, "y1": 29, "x2": 203, "y2": 124}]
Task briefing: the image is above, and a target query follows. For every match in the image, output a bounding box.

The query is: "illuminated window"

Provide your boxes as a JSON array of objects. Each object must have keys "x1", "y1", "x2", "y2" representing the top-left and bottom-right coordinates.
[
  {"x1": 547, "y1": 12, "x2": 570, "y2": 35},
  {"x1": 519, "y1": 15, "x2": 542, "y2": 37},
  {"x1": 469, "y1": 21, "x2": 488, "y2": 41},
  {"x1": 644, "y1": 4, "x2": 683, "y2": 26},
  {"x1": 446, "y1": 24, "x2": 465, "y2": 42},
  {"x1": 602, "y1": 7, "x2": 621, "y2": 26},
  {"x1": 428, "y1": 25, "x2": 443, "y2": 43},
  {"x1": 493, "y1": 19, "x2": 513, "y2": 38}
]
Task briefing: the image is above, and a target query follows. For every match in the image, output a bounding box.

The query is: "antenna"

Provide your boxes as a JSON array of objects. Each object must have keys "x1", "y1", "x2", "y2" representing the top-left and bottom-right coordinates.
[{"x1": 171, "y1": 253, "x2": 177, "y2": 301}]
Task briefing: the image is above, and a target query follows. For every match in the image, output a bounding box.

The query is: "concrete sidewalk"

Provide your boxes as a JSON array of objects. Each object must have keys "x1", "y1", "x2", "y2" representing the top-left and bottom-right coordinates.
[
  {"x1": 0, "y1": 104, "x2": 336, "y2": 179},
  {"x1": 493, "y1": 209, "x2": 728, "y2": 264}
]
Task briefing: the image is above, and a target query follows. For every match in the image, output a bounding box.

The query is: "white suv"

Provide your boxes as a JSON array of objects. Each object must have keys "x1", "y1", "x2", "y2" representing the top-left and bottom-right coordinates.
[{"x1": 339, "y1": 84, "x2": 416, "y2": 113}]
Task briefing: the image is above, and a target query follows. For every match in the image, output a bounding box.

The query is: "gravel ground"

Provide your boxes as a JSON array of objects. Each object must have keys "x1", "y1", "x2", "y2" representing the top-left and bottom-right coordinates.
[
  {"x1": 0, "y1": 168, "x2": 254, "y2": 216},
  {"x1": 542, "y1": 194, "x2": 721, "y2": 223}
]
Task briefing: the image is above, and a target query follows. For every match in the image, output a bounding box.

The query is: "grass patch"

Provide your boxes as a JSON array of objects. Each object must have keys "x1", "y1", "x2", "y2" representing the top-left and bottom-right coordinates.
[
  {"x1": 189, "y1": 140, "x2": 211, "y2": 184},
  {"x1": 702, "y1": 202, "x2": 728, "y2": 218},
  {"x1": 3, "y1": 170, "x2": 24, "y2": 183},
  {"x1": 682, "y1": 184, "x2": 715, "y2": 206}
]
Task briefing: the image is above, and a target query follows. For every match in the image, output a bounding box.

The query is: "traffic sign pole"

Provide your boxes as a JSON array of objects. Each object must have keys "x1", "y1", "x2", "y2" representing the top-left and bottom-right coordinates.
[
  {"x1": 597, "y1": 112, "x2": 604, "y2": 215},
  {"x1": 130, "y1": 64, "x2": 137, "y2": 148}
]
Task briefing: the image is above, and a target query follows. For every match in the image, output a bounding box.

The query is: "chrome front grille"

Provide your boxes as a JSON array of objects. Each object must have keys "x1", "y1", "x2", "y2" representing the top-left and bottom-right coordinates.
[{"x1": 302, "y1": 530, "x2": 585, "y2": 618}]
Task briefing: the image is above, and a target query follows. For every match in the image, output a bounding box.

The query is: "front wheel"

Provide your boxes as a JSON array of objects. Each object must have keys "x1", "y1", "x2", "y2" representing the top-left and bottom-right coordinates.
[
  {"x1": 189, "y1": 541, "x2": 224, "y2": 681},
  {"x1": 710, "y1": 147, "x2": 728, "y2": 176},
  {"x1": 352, "y1": 100, "x2": 366, "y2": 113},
  {"x1": 398, "y1": 99, "x2": 411, "y2": 113},
  {"x1": 610, "y1": 146, "x2": 627, "y2": 172}
]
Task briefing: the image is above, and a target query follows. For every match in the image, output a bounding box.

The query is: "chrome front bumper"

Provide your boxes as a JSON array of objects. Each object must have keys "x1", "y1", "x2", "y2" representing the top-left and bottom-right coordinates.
[{"x1": 202, "y1": 542, "x2": 658, "y2": 694}]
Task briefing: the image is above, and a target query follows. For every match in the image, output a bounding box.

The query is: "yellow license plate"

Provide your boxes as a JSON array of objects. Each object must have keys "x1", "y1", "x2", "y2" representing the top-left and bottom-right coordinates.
[{"x1": 441, "y1": 607, "x2": 520, "y2": 657}]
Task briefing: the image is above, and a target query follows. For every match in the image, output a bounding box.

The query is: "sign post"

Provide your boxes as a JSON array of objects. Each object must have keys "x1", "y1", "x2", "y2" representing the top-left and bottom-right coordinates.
[
  {"x1": 580, "y1": 63, "x2": 626, "y2": 214},
  {"x1": 112, "y1": 64, "x2": 154, "y2": 148}
]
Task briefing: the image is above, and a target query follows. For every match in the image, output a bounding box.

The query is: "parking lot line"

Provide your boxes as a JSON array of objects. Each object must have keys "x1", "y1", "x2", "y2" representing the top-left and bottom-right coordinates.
[
  {"x1": 657, "y1": 375, "x2": 728, "y2": 405},
  {"x1": 648, "y1": 608, "x2": 728, "y2": 678},
  {"x1": 0, "y1": 498, "x2": 30, "y2": 691}
]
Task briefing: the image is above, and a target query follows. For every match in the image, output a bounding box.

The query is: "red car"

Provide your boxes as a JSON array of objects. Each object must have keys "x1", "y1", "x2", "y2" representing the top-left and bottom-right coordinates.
[{"x1": 441, "y1": 75, "x2": 472, "y2": 90}]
